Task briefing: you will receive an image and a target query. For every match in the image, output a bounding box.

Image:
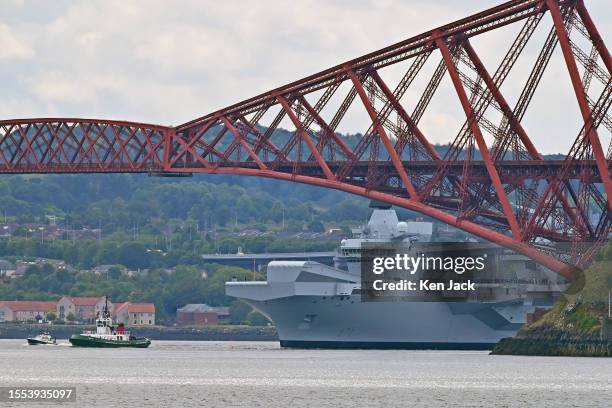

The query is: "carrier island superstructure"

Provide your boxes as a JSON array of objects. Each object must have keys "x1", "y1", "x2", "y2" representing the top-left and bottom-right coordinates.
[{"x1": 226, "y1": 203, "x2": 568, "y2": 349}]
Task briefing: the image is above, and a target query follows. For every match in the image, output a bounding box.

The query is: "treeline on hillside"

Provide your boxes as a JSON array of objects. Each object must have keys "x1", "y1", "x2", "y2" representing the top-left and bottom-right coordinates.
[
  {"x1": 0, "y1": 174, "x2": 373, "y2": 229},
  {"x1": 0, "y1": 235, "x2": 336, "y2": 270}
]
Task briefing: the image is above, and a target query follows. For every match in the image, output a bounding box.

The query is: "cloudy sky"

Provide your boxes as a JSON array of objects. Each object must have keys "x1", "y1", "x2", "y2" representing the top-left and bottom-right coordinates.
[{"x1": 0, "y1": 0, "x2": 609, "y2": 154}]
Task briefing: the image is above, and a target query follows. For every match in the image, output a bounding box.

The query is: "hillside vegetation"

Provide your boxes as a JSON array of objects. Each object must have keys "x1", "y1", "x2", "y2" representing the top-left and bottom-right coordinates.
[{"x1": 493, "y1": 245, "x2": 612, "y2": 356}]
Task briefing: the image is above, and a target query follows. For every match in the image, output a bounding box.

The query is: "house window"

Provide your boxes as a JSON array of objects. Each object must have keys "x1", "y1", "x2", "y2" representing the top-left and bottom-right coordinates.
[{"x1": 148, "y1": 320, "x2": 151, "y2": 324}]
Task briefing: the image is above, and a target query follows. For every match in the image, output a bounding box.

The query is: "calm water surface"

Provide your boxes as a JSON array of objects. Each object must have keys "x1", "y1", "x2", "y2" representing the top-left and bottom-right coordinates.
[{"x1": 0, "y1": 339, "x2": 610, "y2": 407}]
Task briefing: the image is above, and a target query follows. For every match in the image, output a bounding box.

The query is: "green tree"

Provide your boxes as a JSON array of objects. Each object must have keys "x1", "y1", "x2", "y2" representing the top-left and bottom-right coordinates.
[
  {"x1": 117, "y1": 242, "x2": 149, "y2": 269},
  {"x1": 159, "y1": 265, "x2": 207, "y2": 316},
  {"x1": 286, "y1": 219, "x2": 303, "y2": 232},
  {"x1": 246, "y1": 311, "x2": 269, "y2": 326},
  {"x1": 229, "y1": 300, "x2": 251, "y2": 324},
  {"x1": 307, "y1": 220, "x2": 325, "y2": 232},
  {"x1": 96, "y1": 241, "x2": 118, "y2": 265},
  {"x1": 24, "y1": 265, "x2": 41, "y2": 276},
  {"x1": 108, "y1": 266, "x2": 123, "y2": 279}
]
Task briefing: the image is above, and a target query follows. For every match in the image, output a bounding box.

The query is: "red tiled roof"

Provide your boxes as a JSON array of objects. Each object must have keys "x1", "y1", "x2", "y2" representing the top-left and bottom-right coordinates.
[
  {"x1": 128, "y1": 303, "x2": 155, "y2": 313},
  {"x1": 114, "y1": 302, "x2": 129, "y2": 312},
  {"x1": 64, "y1": 297, "x2": 103, "y2": 306},
  {"x1": 0, "y1": 300, "x2": 57, "y2": 312}
]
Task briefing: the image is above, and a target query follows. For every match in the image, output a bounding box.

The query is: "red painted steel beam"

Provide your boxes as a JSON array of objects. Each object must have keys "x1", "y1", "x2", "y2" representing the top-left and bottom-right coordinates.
[
  {"x1": 276, "y1": 95, "x2": 335, "y2": 180},
  {"x1": 171, "y1": 135, "x2": 212, "y2": 169},
  {"x1": 251, "y1": 109, "x2": 285, "y2": 156},
  {"x1": 369, "y1": 71, "x2": 441, "y2": 161},
  {"x1": 77, "y1": 123, "x2": 104, "y2": 166},
  {"x1": 435, "y1": 36, "x2": 523, "y2": 240},
  {"x1": 461, "y1": 37, "x2": 589, "y2": 234},
  {"x1": 462, "y1": 39, "x2": 540, "y2": 159},
  {"x1": 220, "y1": 116, "x2": 267, "y2": 170},
  {"x1": 236, "y1": 116, "x2": 286, "y2": 160},
  {"x1": 105, "y1": 126, "x2": 139, "y2": 170},
  {"x1": 296, "y1": 96, "x2": 358, "y2": 161},
  {"x1": 162, "y1": 128, "x2": 173, "y2": 169},
  {"x1": 139, "y1": 128, "x2": 166, "y2": 167},
  {"x1": 348, "y1": 70, "x2": 419, "y2": 200},
  {"x1": 546, "y1": 0, "x2": 612, "y2": 210},
  {"x1": 576, "y1": 0, "x2": 611, "y2": 74},
  {"x1": 200, "y1": 126, "x2": 230, "y2": 161},
  {"x1": 170, "y1": 117, "x2": 218, "y2": 167},
  {"x1": 0, "y1": 118, "x2": 170, "y2": 131}
]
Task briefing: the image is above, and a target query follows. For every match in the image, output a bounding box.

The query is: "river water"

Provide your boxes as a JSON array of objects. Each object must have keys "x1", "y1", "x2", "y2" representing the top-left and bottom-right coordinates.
[{"x1": 0, "y1": 339, "x2": 610, "y2": 407}]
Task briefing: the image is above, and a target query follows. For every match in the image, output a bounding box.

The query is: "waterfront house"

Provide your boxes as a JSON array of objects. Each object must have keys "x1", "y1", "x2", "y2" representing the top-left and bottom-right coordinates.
[
  {"x1": 56, "y1": 296, "x2": 111, "y2": 322},
  {"x1": 114, "y1": 302, "x2": 155, "y2": 326},
  {"x1": 176, "y1": 304, "x2": 228, "y2": 325},
  {"x1": 0, "y1": 300, "x2": 57, "y2": 322}
]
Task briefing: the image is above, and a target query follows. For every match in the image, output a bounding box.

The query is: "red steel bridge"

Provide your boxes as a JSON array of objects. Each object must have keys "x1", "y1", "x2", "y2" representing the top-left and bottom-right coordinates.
[{"x1": 0, "y1": 0, "x2": 610, "y2": 279}]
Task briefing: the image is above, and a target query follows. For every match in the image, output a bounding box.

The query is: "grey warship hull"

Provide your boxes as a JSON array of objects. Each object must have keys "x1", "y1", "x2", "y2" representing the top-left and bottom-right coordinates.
[
  {"x1": 225, "y1": 207, "x2": 566, "y2": 350},
  {"x1": 244, "y1": 296, "x2": 528, "y2": 349},
  {"x1": 226, "y1": 260, "x2": 558, "y2": 350}
]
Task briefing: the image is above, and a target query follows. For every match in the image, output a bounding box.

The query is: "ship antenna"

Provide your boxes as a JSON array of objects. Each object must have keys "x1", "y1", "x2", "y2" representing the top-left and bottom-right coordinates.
[{"x1": 104, "y1": 295, "x2": 109, "y2": 318}]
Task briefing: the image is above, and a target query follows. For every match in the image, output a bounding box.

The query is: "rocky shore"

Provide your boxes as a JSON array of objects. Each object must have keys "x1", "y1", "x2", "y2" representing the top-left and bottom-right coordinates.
[
  {"x1": 492, "y1": 256, "x2": 611, "y2": 357},
  {"x1": 0, "y1": 323, "x2": 278, "y2": 342},
  {"x1": 492, "y1": 328, "x2": 611, "y2": 357}
]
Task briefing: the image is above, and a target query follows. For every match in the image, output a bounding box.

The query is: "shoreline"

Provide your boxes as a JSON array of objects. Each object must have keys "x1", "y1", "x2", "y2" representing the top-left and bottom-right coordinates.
[
  {"x1": 491, "y1": 337, "x2": 611, "y2": 357},
  {"x1": 0, "y1": 323, "x2": 279, "y2": 342}
]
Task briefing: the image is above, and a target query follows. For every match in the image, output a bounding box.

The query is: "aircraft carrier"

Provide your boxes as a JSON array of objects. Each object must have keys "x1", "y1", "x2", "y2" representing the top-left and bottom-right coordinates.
[{"x1": 226, "y1": 203, "x2": 569, "y2": 349}]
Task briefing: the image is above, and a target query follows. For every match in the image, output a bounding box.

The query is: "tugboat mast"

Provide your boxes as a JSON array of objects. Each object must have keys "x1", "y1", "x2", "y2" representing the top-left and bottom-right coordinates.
[{"x1": 103, "y1": 295, "x2": 110, "y2": 318}]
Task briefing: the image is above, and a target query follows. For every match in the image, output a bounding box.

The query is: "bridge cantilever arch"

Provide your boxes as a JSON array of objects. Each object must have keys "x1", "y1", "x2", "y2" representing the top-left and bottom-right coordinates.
[{"x1": 0, "y1": 0, "x2": 610, "y2": 279}]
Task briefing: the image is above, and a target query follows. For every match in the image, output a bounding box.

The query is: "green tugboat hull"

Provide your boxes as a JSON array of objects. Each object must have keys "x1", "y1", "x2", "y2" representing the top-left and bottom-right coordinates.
[{"x1": 69, "y1": 334, "x2": 151, "y2": 348}]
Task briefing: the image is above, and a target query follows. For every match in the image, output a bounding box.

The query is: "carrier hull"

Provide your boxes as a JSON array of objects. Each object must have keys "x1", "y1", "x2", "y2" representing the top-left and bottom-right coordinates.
[
  {"x1": 225, "y1": 207, "x2": 566, "y2": 350},
  {"x1": 240, "y1": 295, "x2": 531, "y2": 350}
]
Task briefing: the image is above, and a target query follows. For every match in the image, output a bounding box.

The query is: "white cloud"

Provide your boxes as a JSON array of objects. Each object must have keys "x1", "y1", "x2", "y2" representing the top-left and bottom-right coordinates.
[
  {"x1": 76, "y1": 32, "x2": 104, "y2": 48},
  {"x1": 0, "y1": 24, "x2": 34, "y2": 60},
  {"x1": 26, "y1": 71, "x2": 95, "y2": 103},
  {"x1": 133, "y1": 27, "x2": 246, "y2": 74}
]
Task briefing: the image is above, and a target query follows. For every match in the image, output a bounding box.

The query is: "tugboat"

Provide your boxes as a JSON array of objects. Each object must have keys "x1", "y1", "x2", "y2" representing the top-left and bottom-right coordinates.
[
  {"x1": 27, "y1": 332, "x2": 56, "y2": 345},
  {"x1": 69, "y1": 297, "x2": 151, "y2": 348}
]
